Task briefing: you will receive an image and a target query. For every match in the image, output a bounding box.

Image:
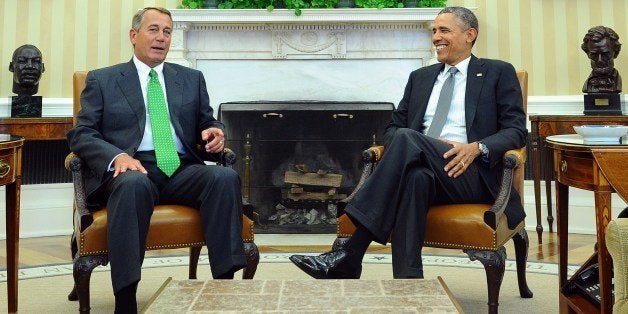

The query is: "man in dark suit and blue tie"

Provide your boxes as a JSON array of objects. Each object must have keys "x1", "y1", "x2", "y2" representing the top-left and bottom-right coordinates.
[
  {"x1": 290, "y1": 6, "x2": 527, "y2": 279},
  {"x1": 67, "y1": 7, "x2": 246, "y2": 313}
]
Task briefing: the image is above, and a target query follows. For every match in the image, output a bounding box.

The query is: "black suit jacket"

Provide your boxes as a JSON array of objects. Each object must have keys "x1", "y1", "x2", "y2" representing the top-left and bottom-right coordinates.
[
  {"x1": 384, "y1": 55, "x2": 528, "y2": 227},
  {"x1": 67, "y1": 60, "x2": 224, "y2": 199}
]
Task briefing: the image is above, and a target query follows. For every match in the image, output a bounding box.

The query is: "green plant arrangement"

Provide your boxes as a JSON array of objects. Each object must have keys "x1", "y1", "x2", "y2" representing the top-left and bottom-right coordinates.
[
  {"x1": 178, "y1": 0, "x2": 446, "y2": 16},
  {"x1": 177, "y1": 0, "x2": 206, "y2": 8}
]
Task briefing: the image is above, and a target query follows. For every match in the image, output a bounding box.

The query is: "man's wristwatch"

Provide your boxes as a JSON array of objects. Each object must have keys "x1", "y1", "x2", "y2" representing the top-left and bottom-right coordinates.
[{"x1": 478, "y1": 142, "x2": 489, "y2": 157}]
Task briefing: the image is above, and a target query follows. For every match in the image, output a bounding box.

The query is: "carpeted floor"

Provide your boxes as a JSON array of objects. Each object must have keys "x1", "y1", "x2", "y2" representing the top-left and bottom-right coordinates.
[{"x1": 1, "y1": 253, "x2": 570, "y2": 313}]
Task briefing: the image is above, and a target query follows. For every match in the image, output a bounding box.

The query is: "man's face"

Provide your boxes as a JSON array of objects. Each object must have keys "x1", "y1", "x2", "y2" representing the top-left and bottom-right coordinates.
[
  {"x1": 432, "y1": 13, "x2": 476, "y2": 66},
  {"x1": 130, "y1": 9, "x2": 172, "y2": 68},
  {"x1": 9, "y1": 46, "x2": 44, "y2": 86},
  {"x1": 587, "y1": 37, "x2": 615, "y2": 71}
]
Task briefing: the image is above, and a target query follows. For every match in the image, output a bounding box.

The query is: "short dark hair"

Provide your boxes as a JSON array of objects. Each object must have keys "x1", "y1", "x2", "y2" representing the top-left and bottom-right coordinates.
[
  {"x1": 438, "y1": 6, "x2": 479, "y2": 45},
  {"x1": 132, "y1": 7, "x2": 172, "y2": 31}
]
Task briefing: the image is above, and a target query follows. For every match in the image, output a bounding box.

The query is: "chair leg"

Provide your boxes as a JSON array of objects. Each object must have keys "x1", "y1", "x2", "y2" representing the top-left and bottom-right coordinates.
[
  {"x1": 189, "y1": 246, "x2": 202, "y2": 279},
  {"x1": 512, "y1": 229, "x2": 534, "y2": 298},
  {"x1": 72, "y1": 254, "x2": 109, "y2": 314},
  {"x1": 68, "y1": 234, "x2": 79, "y2": 301},
  {"x1": 465, "y1": 247, "x2": 506, "y2": 314},
  {"x1": 242, "y1": 242, "x2": 260, "y2": 279}
]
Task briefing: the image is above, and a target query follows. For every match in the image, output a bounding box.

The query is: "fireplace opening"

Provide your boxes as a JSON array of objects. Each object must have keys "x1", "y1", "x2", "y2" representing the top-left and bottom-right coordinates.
[{"x1": 219, "y1": 101, "x2": 394, "y2": 233}]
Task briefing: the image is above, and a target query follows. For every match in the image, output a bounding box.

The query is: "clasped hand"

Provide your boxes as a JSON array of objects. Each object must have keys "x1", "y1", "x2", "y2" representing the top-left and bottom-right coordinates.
[{"x1": 440, "y1": 139, "x2": 482, "y2": 178}]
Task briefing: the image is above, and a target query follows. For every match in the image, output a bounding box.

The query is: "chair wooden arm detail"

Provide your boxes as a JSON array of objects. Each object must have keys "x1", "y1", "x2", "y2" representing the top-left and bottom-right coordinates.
[
  {"x1": 483, "y1": 147, "x2": 526, "y2": 230},
  {"x1": 66, "y1": 153, "x2": 95, "y2": 232},
  {"x1": 338, "y1": 145, "x2": 386, "y2": 216},
  {"x1": 363, "y1": 145, "x2": 385, "y2": 163},
  {"x1": 195, "y1": 146, "x2": 236, "y2": 167}
]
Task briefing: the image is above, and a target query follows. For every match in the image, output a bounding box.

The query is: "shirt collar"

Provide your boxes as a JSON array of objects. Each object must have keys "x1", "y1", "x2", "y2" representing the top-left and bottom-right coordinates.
[
  {"x1": 133, "y1": 55, "x2": 164, "y2": 79},
  {"x1": 443, "y1": 55, "x2": 471, "y2": 77}
]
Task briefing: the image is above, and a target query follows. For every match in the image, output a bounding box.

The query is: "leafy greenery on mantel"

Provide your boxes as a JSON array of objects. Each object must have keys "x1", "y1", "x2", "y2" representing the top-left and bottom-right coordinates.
[{"x1": 178, "y1": 0, "x2": 445, "y2": 16}]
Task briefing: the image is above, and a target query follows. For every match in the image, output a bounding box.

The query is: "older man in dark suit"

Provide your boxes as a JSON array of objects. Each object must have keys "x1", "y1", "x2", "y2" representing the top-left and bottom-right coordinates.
[
  {"x1": 290, "y1": 6, "x2": 527, "y2": 279},
  {"x1": 67, "y1": 7, "x2": 246, "y2": 313}
]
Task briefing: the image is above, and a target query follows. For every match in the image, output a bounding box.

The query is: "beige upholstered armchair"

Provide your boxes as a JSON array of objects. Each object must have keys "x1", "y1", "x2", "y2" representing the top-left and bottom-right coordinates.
[
  {"x1": 334, "y1": 71, "x2": 533, "y2": 314},
  {"x1": 67, "y1": 71, "x2": 260, "y2": 313}
]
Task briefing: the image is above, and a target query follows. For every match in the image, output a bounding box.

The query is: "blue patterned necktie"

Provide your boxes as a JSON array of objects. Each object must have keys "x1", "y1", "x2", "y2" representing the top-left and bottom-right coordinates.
[
  {"x1": 426, "y1": 67, "x2": 458, "y2": 138},
  {"x1": 147, "y1": 69, "x2": 180, "y2": 176}
]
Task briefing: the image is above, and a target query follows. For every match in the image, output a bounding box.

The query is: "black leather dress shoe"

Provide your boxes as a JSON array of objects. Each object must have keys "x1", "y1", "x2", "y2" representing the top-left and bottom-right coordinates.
[{"x1": 289, "y1": 248, "x2": 362, "y2": 279}]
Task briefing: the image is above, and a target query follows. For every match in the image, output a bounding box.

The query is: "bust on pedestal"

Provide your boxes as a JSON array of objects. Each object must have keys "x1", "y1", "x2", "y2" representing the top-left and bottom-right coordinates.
[
  {"x1": 581, "y1": 26, "x2": 623, "y2": 115},
  {"x1": 8, "y1": 44, "x2": 45, "y2": 117}
]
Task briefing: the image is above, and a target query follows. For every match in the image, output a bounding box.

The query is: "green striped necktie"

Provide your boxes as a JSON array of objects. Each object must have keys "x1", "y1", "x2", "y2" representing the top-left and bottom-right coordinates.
[{"x1": 147, "y1": 69, "x2": 180, "y2": 177}]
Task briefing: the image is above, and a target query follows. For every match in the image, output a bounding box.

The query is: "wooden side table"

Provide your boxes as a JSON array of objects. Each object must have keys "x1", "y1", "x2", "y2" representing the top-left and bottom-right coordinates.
[
  {"x1": 0, "y1": 117, "x2": 73, "y2": 140},
  {"x1": 0, "y1": 135, "x2": 25, "y2": 314},
  {"x1": 529, "y1": 115, "x2": 628, "y2": 244},
  {"x1": 546, "y1": 134, "x2": 628, "y2": 314}
]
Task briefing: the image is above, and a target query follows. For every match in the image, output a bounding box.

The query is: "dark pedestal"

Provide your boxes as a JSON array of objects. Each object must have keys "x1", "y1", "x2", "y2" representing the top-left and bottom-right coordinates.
[
  {"x1": 10, "y1": 95, "x2": 42, "y2": 118},
  {"x1": 583, "y1": 93, "x2": 622, "y2": 115}
]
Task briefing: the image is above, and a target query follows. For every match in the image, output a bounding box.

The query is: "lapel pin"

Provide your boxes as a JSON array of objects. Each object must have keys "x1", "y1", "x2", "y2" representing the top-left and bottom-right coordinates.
[{"x1": 476, "y1": 73, "x2": 483, "y2": 77}]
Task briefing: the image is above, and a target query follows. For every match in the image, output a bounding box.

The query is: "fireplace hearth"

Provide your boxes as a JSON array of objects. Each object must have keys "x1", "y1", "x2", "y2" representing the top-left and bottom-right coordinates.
[{"x1": 219, "y1": 101, "x2": 393, "y2": 233}]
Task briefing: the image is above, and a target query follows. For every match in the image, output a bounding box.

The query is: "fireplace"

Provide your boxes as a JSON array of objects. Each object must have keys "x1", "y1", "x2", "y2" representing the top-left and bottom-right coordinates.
[
  {"x1": 169, "y1": 9, "x2": 438, "y2": 232},
  {"x1": 219, "y1": 101, "x2": 393, "y2": 233}
]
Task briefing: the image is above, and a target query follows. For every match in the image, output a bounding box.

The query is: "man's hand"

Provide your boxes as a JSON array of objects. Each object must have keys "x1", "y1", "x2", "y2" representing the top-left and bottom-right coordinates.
[
  {"x1": 113, "y1": 153, "x2": 147, "y2": 178},
  {"x1": 202, "y1": 127, "x2": 225, "y2": 153},
  {"x1": 440, "y1": 139, "x2": 482, "y2": 178}
]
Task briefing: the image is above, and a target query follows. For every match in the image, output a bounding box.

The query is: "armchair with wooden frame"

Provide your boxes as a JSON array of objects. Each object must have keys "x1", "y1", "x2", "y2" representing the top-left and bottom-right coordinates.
[
  {"x1": 66, "y1": 71, "x2": 260, "y2": 313},
  {"x1": 334, "y1": 71, "x2": 533, "y2": 314}
]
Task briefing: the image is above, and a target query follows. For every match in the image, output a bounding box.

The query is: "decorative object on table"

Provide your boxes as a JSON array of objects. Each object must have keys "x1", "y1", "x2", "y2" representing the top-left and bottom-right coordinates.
[
  {"x1": 581, "y1": 26, "x2": 623, "y2": 115},
  {"x1": 573, "y1": 125, "x2": 628, "y2": 144},
  {"x1": 8, "y1": 44, "x2": 45, "y2": 117}
]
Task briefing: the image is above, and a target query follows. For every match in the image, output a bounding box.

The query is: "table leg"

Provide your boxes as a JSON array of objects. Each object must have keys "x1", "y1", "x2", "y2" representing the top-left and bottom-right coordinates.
[
  {"x1": 531, "y1": 127, "x2": 544, "y2": 244},
  {"x1": 594, "y1": 190, "x2": 613, "y2": 314},
  {"x1": 556, "y1": 181, "x2": 569, "y2": 288},
  {"x1": 6, "y1": 181, "x2": 19, "y2": 313},
  {"x1": 544, "y1": 140, "x2": 555, "y2": 233}
]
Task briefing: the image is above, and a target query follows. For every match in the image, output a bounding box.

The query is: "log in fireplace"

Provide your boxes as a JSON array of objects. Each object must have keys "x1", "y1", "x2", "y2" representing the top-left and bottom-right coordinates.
[{"x1": 219, "y1": 101, "x2": 394, "y2": 233}]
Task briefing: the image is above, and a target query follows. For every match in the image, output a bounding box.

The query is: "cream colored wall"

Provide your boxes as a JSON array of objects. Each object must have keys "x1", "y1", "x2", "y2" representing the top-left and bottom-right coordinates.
[
  {"x1": 0, "y1": 0, "x2": 626, "y2": 97},
  {"x1": 450, "y1": 0, "x2": 628, "y2": 96},
  {"x1": 0, "y1": 0, "x2": 178, "y2": 98}
]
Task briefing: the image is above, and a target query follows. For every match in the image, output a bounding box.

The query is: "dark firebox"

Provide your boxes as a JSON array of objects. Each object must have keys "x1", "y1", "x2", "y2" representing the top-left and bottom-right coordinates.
[{"x1": 219, "y1": 101, "x2": 394, "y2": 233}]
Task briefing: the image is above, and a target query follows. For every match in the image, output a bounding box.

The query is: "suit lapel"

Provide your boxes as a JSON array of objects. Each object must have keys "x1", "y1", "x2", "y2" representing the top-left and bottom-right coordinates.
[
  {"x1": 116, "y1": 61, "x2": 146, "y2": 131},
  {"x1": 412, "y1": 64, "x2": 443, "y2": 130},
  {"x1": 163, "y1": 63, "x2": 184, "y2": 137},
  {"x1": 465, "y1": 55, "x2": 485, "y2": 132}
]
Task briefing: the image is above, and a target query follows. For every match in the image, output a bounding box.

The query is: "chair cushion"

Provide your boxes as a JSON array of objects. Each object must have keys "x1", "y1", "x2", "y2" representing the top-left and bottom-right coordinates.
[
  {"x1": 337, "y1": 204, "x2": 524, "y2": 251},
  {"x1": 425, "y1": 204, "x2": 523, "y2": 250},
  {"x1": 79, "y1": 204, "x2": 255, "y2": 256}
]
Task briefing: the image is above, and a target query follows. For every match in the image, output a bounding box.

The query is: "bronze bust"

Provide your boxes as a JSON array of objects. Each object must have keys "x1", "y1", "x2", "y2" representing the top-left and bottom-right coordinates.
[
  {"x1": 581, "y1": 26, "x2": 622, "y2": 93},
  {"x1": 9, "y1": 44, "x2": 45, "y2": 96}
]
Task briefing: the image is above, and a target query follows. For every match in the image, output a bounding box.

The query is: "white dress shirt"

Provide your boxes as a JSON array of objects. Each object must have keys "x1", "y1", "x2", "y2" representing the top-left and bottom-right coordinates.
[{"x1": 422, "y1": 56, "x2": 471, "y2": 143}]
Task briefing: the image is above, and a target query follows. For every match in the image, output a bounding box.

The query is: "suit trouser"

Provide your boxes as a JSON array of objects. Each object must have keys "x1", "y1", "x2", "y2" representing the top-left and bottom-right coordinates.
[
  {"x1": 102, "y1": 152, "x2": 247, "y2": 293},
  {"x1": 344, "y1": 128, "x2": 493, "y2": 278}
]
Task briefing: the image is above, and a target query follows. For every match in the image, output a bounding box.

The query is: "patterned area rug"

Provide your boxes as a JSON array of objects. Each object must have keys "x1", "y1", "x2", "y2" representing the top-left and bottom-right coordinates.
[{"x1": 0, "y1": 253, "x2": 577, "y2": 313}]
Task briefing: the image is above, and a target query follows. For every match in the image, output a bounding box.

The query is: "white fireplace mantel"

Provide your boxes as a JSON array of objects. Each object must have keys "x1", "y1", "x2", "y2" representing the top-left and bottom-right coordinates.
[{"x1": 168, "y1": 9, "x2": 441, "y2": 110}]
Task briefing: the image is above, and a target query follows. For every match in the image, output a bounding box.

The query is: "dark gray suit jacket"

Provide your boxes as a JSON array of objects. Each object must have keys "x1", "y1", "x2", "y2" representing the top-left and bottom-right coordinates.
[
  {"x1": 384, "y1": 55, "x2": 528, "y2": 228},
  {"x1": 67, "y1": 60, "x2": 224, "y2": 200}
]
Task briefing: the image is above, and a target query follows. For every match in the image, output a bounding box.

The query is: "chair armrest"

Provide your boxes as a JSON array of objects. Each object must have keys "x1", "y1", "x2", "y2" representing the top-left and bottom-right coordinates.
[
  {"x1": 483, "y1": 147, "x2": 526, "y2": 230},
  {"x1": 196, "y1": 146, "x2": 237, "y2": 167},
  {"x1": 65, "y1": 152, "x2": 94, "y2": 232},
  {"x1": 337, "y1": 146, "x2": 385, "y2": 217}
]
